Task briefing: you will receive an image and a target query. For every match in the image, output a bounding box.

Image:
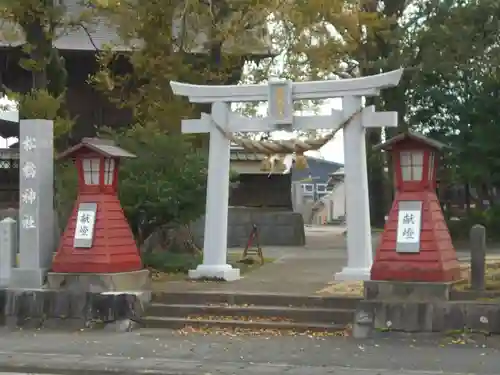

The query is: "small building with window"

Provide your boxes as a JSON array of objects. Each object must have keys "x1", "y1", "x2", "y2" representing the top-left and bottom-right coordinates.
[{"x1": 291, "y1": 156, "x2": 343, "y2": 202}]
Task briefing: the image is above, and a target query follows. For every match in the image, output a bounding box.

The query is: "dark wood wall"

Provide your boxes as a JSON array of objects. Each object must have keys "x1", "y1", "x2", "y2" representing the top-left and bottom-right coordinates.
[
  {"x1": 229, "y1": 174, "x2": 292, "y2": 209},
  {"x1": 0, "y1": 47, "x2": 132, "y2": 143},
  {"x1": 0, "y1": 47, "x2": 246, "y2": 147}
]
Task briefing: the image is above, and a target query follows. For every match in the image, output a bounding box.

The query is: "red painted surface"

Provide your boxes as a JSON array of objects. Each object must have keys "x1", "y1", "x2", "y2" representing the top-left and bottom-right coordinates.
[
  {"x1": 52, "y1": 143, "x2": 142, "y2": 273},
  {"x1": 371, "y1": 136, "x2": 460, "y2": 282}
]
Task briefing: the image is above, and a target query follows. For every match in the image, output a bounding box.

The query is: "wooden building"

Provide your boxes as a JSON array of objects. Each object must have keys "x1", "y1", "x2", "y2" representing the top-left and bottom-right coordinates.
[
  {"x1": 229, "y1": 146, "x2": 292, "y2": 209},
  {"x1": 0, "y1": 0, "x2": 273, "y2": 141}
]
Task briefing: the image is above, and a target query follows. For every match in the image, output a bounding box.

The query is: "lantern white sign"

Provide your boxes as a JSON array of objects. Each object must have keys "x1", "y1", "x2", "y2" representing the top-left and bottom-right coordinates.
[
  {"x1": 396, "y1": 201, "x2": 422, "y2": 253},
  {"x1": 74, "y1": 203, "x2": 97, "y2": 248}
]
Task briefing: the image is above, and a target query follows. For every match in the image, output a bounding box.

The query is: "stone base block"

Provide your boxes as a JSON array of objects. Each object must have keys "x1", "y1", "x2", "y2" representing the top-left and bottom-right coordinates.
[
  {"x1": 356, "y1": 300, "x2": 500, "y2": 334},
  {"x1": 47, "y1": 269, "x2": 150, "y2": 293},
  {"x1": 364, "y1": 280, "x2": 459, "y2": 302},
  {"x1": 335, "y1": 266, "x2": 371, "y2": 281},
  {"x1": 188, "y1": 264, "x2": 240, "y2": 281},
  {"x1": 2, "y1": 288, "x2": 151, "y2": 330},
  {"x1": 191, "y1": 208, "x2": 306, "y2": 247},
  {"x1": 371, "y1": 259, "x2": 462, "y2": 282},
  {"x1": 0, "y1": 277, "x2": 10, "y2": 288},
  {"x1": 10, "y1": 268, "x2": 47, "y2": 289}
]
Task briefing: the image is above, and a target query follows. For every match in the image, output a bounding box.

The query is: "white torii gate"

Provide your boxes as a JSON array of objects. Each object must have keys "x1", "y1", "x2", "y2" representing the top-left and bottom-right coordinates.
[{"x1": 170, "y1": 69, "x2": 404, "y2": 281}]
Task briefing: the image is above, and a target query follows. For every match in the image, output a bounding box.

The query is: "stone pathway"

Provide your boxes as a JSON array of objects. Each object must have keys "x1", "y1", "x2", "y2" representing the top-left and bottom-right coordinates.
[
  {"x1": 151, "y1": 225, "x2": 500, "y2": 296},
  {"x1": 153, "y1": 225, "x2": 349, "y2": 295}
]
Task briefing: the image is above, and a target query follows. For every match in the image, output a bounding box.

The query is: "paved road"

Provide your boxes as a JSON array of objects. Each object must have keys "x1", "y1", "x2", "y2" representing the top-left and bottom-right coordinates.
[{"x1": 0, "y1": 329, "x2": 498, "y2": 374}]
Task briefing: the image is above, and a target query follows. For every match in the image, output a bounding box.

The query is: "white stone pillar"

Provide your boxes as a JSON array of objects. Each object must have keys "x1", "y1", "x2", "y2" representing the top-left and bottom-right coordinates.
[
  {"x1": 188, "y1": 102, "x2": 240, "y2": 281},
  {"x1": 335, "y1": 96, "x2": 373, "y2": 281},
  {"x1": 291, "y1": 181, "x2": 304, "y2": 213},
  {"x1": 11, "y1": 119, "x2": 54, "y2": 288},
  {"x1": 0, "y1": 217, "x2": 17, "y2": 286}
]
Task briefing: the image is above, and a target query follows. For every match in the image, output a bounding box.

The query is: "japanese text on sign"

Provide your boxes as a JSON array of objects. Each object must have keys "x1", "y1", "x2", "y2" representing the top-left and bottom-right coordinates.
[
  {"x1": 396, "y1": 209, "x2": 421, "y2": 244},
  {"x1": 275, "y1": 87, "x2": 285, "y2": 117},
  {"x1": 74, "y1": 210, "x2": 96, "y2": 242}
]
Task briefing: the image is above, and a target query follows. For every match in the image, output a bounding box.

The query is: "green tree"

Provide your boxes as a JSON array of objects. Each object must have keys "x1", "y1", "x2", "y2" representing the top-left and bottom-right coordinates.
[
  {"x1": 102, "y1": 125, "x2": 208, "y2": 247},
  {"x1": 244, "y1": 0, "x2": 409, "y2": 226},
  {"x1": 92, "y1": 0, "x2": 277, "y2": 137},
  {"x1": 408, "y1": 0, "x2": 500, "y2": 209},
  {"x1": 0, "y1": 0, "x2": 76, "y2": 139},
  {"x1": 88, "y1": 0, "x2": 276, "y2": 250}
]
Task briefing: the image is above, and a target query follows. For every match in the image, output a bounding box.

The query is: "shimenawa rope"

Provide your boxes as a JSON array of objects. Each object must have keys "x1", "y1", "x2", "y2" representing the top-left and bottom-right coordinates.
[{"x1": 212, "y1": 108, "x2": 363, "y2": 172}]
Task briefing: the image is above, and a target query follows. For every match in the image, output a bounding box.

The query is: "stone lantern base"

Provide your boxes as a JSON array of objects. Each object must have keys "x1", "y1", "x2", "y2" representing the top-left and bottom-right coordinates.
[{"x1": 47, "y1": 269, "x2": 150, "y2": 293}]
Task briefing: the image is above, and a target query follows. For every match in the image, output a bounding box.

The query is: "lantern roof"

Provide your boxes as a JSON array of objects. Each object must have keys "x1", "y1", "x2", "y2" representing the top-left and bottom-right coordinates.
[
  {"x1": 373, "y1": 131, "x2": 449, "y2": 152},
  {"x1": 58, "y1": 137, "x2": 136, "y2": 160}
]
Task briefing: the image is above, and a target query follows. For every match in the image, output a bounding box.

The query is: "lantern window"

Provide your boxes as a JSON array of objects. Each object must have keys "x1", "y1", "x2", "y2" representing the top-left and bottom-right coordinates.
[
  {"x1": 428, "y1": 152, "x2": 435, "y2": 181},
  {"x1": 400, "y1": 150, "x2": 423, "y2": 181},
  {"x1": 104, "y1": 158, "x2": 115, "y2": 185},
  {"x1": 82, "y1": 158, "x2": 100, "y2": 185}
]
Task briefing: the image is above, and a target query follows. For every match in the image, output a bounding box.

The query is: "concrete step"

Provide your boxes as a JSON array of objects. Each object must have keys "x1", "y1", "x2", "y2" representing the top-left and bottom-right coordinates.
[
  {"x1": 152, "y1": 292, "x2": 361, "y2": 310},
  {"x1": 146, "y1": 303, "x2": 353, "y2": 324},
  {"x1": 141, "y1": 316, "x2": 347, "y2": 332}
]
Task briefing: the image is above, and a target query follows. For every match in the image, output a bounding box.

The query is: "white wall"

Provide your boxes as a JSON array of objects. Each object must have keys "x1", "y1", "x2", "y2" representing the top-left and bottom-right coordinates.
[
  {"x1": 308, "y1": 180, "x2": 346, "y2": 224},
  {"x1": 330, "y1": 181, "x2": 346, "y2": 220}
]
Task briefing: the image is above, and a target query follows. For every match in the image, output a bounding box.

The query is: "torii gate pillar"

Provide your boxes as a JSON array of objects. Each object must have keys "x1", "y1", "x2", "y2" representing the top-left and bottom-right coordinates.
[
  {"x1": 171, "y1": 69, "x2": 404, "y2": 281},
  {"x1": 336, "y1": 95, "x2": 374, "y2": 280}
]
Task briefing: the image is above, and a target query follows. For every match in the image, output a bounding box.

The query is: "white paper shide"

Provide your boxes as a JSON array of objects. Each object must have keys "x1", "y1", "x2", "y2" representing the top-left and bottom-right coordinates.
[
  {"x1": 74, "y1": 209, "x2": 96, "y2": 241},
  {"x1": 396, "y1": 209, "x2": 422, "y2": 244}
]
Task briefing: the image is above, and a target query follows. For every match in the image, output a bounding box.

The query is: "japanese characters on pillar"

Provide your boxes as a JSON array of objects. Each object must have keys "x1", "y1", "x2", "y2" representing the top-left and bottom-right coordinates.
[
  {"x1": 371, "y1": 132, "x2": 461, "y2": 282},
  {"x1": 18, "y1": 120, "x2": 54, "y2": 272},
  {"x1": 20, "y1": 136, "x2": 37, "y2": 231}
]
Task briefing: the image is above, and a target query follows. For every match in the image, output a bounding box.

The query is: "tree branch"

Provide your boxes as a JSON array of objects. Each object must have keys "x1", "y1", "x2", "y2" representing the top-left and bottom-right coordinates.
[{"x1": 78, "y1": 23, "x2": 99, "y2": 51}]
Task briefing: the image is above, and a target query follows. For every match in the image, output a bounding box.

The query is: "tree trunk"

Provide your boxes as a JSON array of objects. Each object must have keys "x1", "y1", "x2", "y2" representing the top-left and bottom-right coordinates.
[
  {"x1": 140, "y1": 223, "x2": 201, "y2": 255},
  {"x1": 23, "y1": 17, "x2": 50, "y2": 91},
  {"x1": 366, "y1": 128, "x2": 387, "y2": 228},
  {"x1": 465, "y1": 182, "x2": 471, "y2": 215}
]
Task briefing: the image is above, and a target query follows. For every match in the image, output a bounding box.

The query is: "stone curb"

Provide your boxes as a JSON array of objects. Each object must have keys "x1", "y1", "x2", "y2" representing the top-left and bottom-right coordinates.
[
  {"x1": 0, "y1": 352, "x2": 463, "y2": 375},
  {"x1": 355, "y1": 300, "x2": 500, "y2": 336},
  {"x1": 0, "y1": 288, "x2": 151, "y2": 330},
  {"x1": 0, "y1": 352, "x2": 333, "y2": 375}
]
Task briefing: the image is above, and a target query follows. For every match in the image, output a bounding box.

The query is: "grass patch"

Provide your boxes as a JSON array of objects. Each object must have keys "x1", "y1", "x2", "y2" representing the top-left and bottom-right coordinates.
[
  {"x1": 454, "y1": 261, "x2": 500, "y2": 293},
  {"x1": 142, "y1": 252, "x2": 203, "y2": 274},
  {"x1": 342, "y1": 227, "x2": 384, "y2": 236},
  {"x1": 232, "y1": 254, "x2": 275, "y2": 275},
  {"x1": 144, "y1": 251, "x2": 274, "y2": 282}
]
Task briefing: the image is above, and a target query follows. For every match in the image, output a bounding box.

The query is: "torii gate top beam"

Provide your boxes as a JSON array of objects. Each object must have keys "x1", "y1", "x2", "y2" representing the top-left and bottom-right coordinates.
[{"x1": 170, "y1": 69, "x2": 404, "y2": 103}]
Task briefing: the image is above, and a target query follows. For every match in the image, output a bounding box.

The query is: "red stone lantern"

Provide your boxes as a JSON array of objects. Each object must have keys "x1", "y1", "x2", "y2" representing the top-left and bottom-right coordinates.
[
  {"x1": 52, "y1": 138, "x2": 142, "y2": 273},
  {"x1": 371, "y1": 132, "x2": 460, "y2": 282}
]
